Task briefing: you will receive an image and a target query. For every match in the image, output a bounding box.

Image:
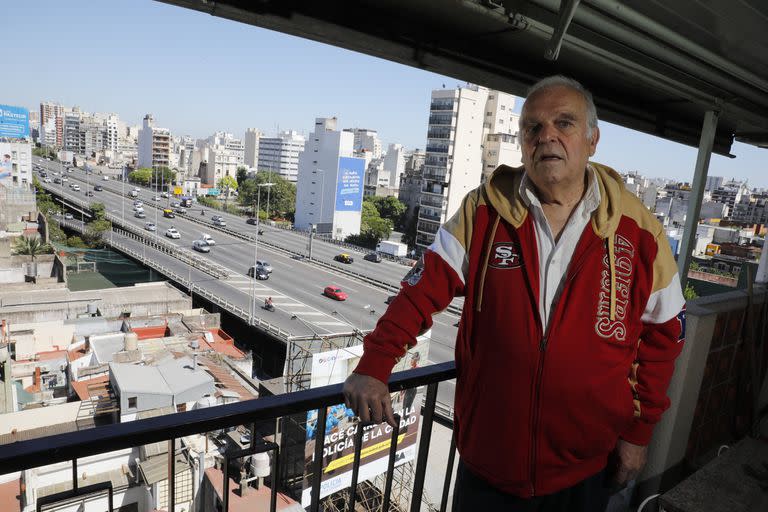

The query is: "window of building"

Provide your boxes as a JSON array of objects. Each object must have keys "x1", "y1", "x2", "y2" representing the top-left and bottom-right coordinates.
[
  {"x1": 500, "y1": 105, "x2": 506, "y2": 110},
  {"x1": 499, "y1": 119, "x2": 504, "y2": 124},
  {"x1": 128, "y1": 397, "x2": 137, "y2": 408},
  {"x1": 486, "y1": 112, "x2": 492, "y2": 116}
]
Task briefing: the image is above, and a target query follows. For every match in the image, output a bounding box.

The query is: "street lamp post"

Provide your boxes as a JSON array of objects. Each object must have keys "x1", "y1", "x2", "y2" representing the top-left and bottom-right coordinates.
[{"x1": 250, "y1": 182, "x2": 274, "y2": 323}]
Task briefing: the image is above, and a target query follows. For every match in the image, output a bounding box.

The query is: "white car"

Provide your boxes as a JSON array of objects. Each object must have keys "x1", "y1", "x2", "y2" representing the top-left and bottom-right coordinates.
[
  {"x1": 71, "y1": 184, "x2": 80, "y2": 191},
  {"x1": 43, "y1": 177, "x2": 52, "y2": 183},
  {"x1": 63, "y1": 213, "x2": 74, "y2": 220},
  {"x1": 165, "y1": 227, "x2": 181, "y2": 239},
  {"x1": 144, "y1": 222, "x2": 156, "y2": 231},
  {"x1": 201, "y1": 233, "x2": 215, "y2": 246},
  {"x1": 192, "y1": 240, "x2": 211, "y2": 253},
  {"x1": 102, "y1": 175, "x2": 109, "y2": 181}
]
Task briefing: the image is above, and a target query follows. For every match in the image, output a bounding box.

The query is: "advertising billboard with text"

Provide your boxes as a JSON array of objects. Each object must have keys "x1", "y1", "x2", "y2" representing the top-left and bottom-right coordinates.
[
  {"x1": 335, "y1": 157, "x2": 365, "y2": 212},
  {"x1": 0, "y1": 105, "x2": 30, "y2": 139},
  {"x1": 300, "y1": 339, "x2": 429, "y2": 506}
]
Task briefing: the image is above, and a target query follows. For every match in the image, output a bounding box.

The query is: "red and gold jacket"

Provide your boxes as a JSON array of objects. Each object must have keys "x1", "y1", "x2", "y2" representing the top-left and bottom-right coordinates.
[{"x1": 354, "y1": 163, "x2": 686, "y2": 497}]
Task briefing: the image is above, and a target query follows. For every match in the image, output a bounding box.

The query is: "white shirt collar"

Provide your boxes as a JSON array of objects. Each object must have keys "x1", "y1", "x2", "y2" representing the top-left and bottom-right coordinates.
[{"x1": 519, "y1": 165, "x2": 601, "y2": 216}]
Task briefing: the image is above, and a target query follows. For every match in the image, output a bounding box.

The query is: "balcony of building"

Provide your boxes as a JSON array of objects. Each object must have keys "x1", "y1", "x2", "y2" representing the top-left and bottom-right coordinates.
[
  {"x1": 429, "y1": 100, "x2": 455, "y2": 111},
  {"x1": 427, "y1": 113, "x2": 455, "y2": 127},
  {"x1": 426, "y1": 127, "x2": 452, "y2": 140}
]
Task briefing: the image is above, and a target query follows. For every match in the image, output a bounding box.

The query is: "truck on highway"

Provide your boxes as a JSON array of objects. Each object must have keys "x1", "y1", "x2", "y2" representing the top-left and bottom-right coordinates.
[{"x1": 376, "y1": 240, "x2": 408, "y2": 258}]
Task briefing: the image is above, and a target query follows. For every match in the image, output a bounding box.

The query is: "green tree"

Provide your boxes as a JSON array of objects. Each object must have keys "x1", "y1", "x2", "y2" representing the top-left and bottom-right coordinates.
[
  {"x1": 12, "y1": 235, "x2": 52, "y2": 261},
  {"x1": 400, "y1": 206, "x2": 419, "y2": 248},
  {"x1": 217, "y1": 175, "x2": 238, "y2": 196},
  {"x1": 82, "y1": 219, "x2": 112, "y2": 248},
  {"x1": 152, "y1": 166, "x2": 175, "y2": 187},
  {"x1": 91, "y1": 202, "x2": 106, "y2": 221},
  {"x1": 239, "y1": 173, "x2": 296, "y2": 219},
  {"x1": 357, "y1": 201, "x2": 393, "y2": 243},
  {"x1": 236, "y1": 166, "x2": 248, "y2": 187},
  {"x1": 129, "y1": 168, "x2": 153, "y2": 186},
  {"x1": 366, "y1": 196, "x2": 407, "y2": 229},
  {"x1": 66, "y1": 236, "x2": 87, "y2": 249}
]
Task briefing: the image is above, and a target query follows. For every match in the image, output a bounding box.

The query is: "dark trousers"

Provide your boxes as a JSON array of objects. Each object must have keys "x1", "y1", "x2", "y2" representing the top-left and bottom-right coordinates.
[{"x1": 452, "y1": 461, "x2": 612, "y2": 512}]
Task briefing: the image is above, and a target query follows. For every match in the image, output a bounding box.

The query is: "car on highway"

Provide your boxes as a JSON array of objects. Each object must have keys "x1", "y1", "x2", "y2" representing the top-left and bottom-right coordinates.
[
  {"x1": 213, "y1": 218, "x2": 226, "y2": 227},
  {"x1": 165, "y1": 227, "x2": 181, "y2": 239},
  {"x1": 246, "y1": 217, "x2": 258, "y2": 225},
  {"x1": 334, "y1": 253, "x2": 354, "y2": 264},
  {"x1": 53, "y1": 178, "x2": 61, "y2": 184},
  {"x1": 201, "y1": 233, "x2": 215, "y2": 246},
  {"x1": 61, "y1": 177, "x2": 68, "y2": 182},
  {"x1": 102, "y1": 175, "x2": 109, "y2": 180},
  {"x1": 174, "y1": 207, "x2": 186, "y2": 215},
  {"x1": 163, "y1": 209, "x2": 175, "y2": 218},
  {"x1": 133, "y1": 206, "x2": 144, "y2": 213},
  {"x1": 247, "y1": 266, "x2": 269, "y2": 280},
  {"x1": 94, "y1": 185, "x2": 103, "y2": 191},
  {"x1": 43, "y1": 177, "x2": 52, "y2": 183},
  {"x1": 85, "y1": 191, "x2": 94, "y2": 197},
  {"x1": 153, "y1": 195, "x2": 161, "y2": 201},
  {"x1": 133, "y1": 200, "x2": 143, "y2": 206},
  {"x1": 211, "y1": 215, "x2": 223, "y2": 222},
  {"x1": 170, "y1": 201, "x2": 180, "y2": 208},
  {"x1": 71, "y1": 184, "x2": 80, "y2": 191},
  {"x1": 385, "y1": 295, "x2": 397, "y2": 304},
  {"x1": 134, "y1": 211, "x2": 146, "y2": 218},
  {"x1": 144, "y1": 222, "x2": 156, "y2": 231},
  {"x1": 323, "y1": 286, "x2": 348, "y2": 301},
  {"x1": 161, "y1": 192, "x2": 169, "y2": 198},
  {"x1": 192, "y1": 240, "x2": 211, "y2": 253},
  {"x1": 254, "y1": 259, "x2": 272, "y2": 274},
  {"x1": 364, "y1": 252, "x2": 382, "y2": 263},
  {"x1": 63, "y1": 213, "x2": 74, "y2": 220}
]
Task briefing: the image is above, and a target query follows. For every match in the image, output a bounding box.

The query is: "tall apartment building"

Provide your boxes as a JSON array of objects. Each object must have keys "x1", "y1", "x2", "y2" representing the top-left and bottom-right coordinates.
[
  {"x1": 346, "y1": 128, "x2": 382, "y2": 159},
  {"x1": 415, "y1": 85, "x2": 521, "y2": 250},
  {"x1": 381, "y1": 143, "x2": 406, "y2": 189},
  {"x1": 137, "y1": 114, "x2": 171, "y2": 169},
  {"x1": 711, "y1": 180, "x2": 750, "y2": 217},
  {"x1": 294, "y1": 117, "x2": 365, "y2": 239},
  {"x1": 0, "y1": 141, "x2": 33, "y2": 186},
  {"x1": 243, "y1": 128, "x2": 262, "y2": 168},
  {"x1": 258, "y1": 130, "x2": 306, "y2": 182},
  {"x1": 199, "y1": 132, "x2": 244, "y2": 186},
  {"x1": 706, "y1": 176, "x2": 725, "y2": 192},
  {"x1": 39, "y1": 101, "x2": 65, "y2": 147}
]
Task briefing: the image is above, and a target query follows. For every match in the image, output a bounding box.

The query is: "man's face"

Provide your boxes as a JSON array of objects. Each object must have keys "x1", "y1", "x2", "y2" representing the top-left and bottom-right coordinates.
[{"x1": 520, "y1": 85, "x2": 599, "y2": 190}]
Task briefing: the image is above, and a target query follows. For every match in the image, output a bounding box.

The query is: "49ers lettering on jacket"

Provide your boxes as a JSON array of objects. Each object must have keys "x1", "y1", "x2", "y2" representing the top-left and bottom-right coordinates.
[{"x1": 354, "y1": 163, "x2": 685, "y2": 497}]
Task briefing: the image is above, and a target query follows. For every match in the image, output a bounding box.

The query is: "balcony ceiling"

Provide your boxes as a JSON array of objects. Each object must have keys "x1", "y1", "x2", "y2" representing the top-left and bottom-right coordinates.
[{"x1": 160, "y1": 0, "x2": 768, "y2": 157}]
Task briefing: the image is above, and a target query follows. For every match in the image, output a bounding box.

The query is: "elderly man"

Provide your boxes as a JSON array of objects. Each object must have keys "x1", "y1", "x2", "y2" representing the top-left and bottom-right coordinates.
[{"x1": 344, "y1": 76, "x2": 685, "y2": 511}]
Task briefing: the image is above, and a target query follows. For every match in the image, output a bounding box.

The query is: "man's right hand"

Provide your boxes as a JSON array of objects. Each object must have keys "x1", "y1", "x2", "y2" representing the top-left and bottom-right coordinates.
[{"x1": 343, "y1": 373, "x2": 397, "y2": 427}]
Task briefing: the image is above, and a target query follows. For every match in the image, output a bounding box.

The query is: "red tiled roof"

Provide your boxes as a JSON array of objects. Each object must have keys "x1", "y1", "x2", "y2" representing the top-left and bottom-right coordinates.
[
  {"x1": 204, "y1": 468, "x2": 299, "y2": 512},
  {"x1": 71, "y1": 375, "x2": 110, "y2": 401},
  {"x1": 0, "y1": 478, "x2": 22, "y2": 512}
]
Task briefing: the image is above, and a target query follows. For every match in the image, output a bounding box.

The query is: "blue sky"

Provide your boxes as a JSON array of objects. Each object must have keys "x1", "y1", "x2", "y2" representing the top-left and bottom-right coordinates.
[{"x1": 5, "y1": 1, "x2": 766, "y2": 186}]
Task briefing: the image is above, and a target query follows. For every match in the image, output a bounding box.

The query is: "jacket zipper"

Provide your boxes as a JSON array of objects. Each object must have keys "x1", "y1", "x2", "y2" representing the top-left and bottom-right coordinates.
[{"x1": 528, "y1": 235, "x2": 602, "y2": 496}]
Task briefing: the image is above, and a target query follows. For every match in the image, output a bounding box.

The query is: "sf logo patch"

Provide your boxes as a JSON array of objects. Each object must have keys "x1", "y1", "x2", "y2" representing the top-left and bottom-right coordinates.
[
  {"x1": 677, "y1": 307, "x2": 686, "y2": 343},
  {"x1": 489, "y1": 242, "x2": 522, "y2": 269}
]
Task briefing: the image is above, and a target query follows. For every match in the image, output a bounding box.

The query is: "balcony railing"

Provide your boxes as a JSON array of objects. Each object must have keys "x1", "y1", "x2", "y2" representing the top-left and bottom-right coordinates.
[
  {"x1": 425, "y1": 144, "x2": 449, "y2": 154},
  {"x1": 429, "y1": 101, "x2": 454, "y2": 111},
  {"x1": 0, "y1": 362, "x2": 457, "y2": 512}
]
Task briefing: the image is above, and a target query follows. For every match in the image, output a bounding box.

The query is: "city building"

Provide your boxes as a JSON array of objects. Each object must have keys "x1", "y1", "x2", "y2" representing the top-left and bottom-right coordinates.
[
  {"x1": 706, "y1": 175, "x2": 725, "y2": 192},
  {"x1": 294, "y1": 117, "x2": 365, "y2": 239},
  {"x1": 0, "y1": 141, "x2": 32, "y2": 187},
  {"x1": 346, "y1": 128, "x2": 382, "y2": 159},
  {"x1": 244, "y1": 127, "x2": 262, "y2": 168},
  {"x1": 39, "y1": 101, "x2": 65, "y2": 147},
  {"x1": 137, "y1": 114, "x2": 171, "y2": 169},
  {"x1": 416, "y1": 85, "x2": 521, "y2": 249},
  {"x1": 381, "y1": 143, "x2": 405, "y2": 189},
  {"x1": 257, "y1": 130, "x2": 306, "y2": 182}
]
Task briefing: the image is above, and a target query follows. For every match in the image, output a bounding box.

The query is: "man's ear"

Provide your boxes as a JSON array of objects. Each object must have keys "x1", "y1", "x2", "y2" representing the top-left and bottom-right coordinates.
[{"x1": 589, "y1": 126, "x2": 600, "y2": 156}]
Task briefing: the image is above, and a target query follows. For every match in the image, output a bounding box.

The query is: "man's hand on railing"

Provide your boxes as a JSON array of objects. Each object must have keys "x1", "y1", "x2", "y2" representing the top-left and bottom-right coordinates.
[{"x1": 343, "y1": 373, "x2": 397, "y2": 428}]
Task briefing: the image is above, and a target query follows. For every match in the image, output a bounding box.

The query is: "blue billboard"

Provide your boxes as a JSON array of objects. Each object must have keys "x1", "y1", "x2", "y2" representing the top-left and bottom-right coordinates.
[
  {"x1": 335, "y1": 157, "x2": 365, "y2": 212},
  {"x1": 0, "y1": 105, "x2": 30, "y2": 139}
]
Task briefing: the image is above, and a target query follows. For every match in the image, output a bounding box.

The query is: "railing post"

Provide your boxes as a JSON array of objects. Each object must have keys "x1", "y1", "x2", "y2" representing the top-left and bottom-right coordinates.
[
  {"x1": 410, "y1": 382, "x2": 439, "y2": 512},
  {"x1": 347, "y1": 420, "x2": 368, "y2": 512},
  {"x1": 309, "y1": 406, "x2": 328, "y2": 512},
  {"x1": 439, "y1": 429, "x2": 457, "y2": 512},
  {"x1": 381, "y1": 414, "x2": 401, "y2": 512},
  {"x1": 168, "y1": 437, "x2": 175, "y2": 511}
]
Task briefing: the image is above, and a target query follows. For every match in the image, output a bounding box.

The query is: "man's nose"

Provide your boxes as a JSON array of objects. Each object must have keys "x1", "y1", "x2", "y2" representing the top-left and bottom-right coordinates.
[{"x1": 537, "y1": 123, "x2": 558, "y2": 144}]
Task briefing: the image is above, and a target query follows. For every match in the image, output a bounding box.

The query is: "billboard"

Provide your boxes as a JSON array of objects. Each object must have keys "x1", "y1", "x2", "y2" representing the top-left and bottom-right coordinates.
[
  {"x1": 0, "y1": 105, "x2": 30, "y2": 139},
  {"x1": 0, "y1": 153, "x2": 12, "y2": 184},
  {"x1": 300, "y1": 342, "x2": 428, "y2": 507},
  {"x1": 335, "y1": 156, "x2": 365, "y2": 212}
]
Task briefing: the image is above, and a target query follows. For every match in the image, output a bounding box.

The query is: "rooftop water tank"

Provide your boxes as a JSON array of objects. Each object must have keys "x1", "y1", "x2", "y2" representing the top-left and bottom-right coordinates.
[
  {"x1": 252, "y1": 452, "x2": 271, "y2": 478},
  {"x1": 124, "y1": 332, "x2": 139, "y2": 352}
]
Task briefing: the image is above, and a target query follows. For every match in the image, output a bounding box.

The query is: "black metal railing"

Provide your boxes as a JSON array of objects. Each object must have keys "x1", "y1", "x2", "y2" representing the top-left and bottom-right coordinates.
[{"x1": 1, "y1": 362, "x2": 458, "y2": 512}]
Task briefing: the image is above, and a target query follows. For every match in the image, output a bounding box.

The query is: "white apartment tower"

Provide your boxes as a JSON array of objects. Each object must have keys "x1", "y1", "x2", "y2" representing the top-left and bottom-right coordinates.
[
  {"x1": 381, "y1": 143, "x2": 406, "y2": 189},
  {"x1": 258, "y1": 130, "x2": 306, "y2": 182},
  {"x1": 39, "y1": 101, "x2": 65, "y2": 147},
  {"x1": 347, "y1": 128, "x2": 382, "y2": 159},
  {"x1": 137, "y1": 114, "x2": 171, "y2": 169},
  {"x1": 416, "y1": 86, "x2": 522, "y2": 250},
  {"x1": 244, "y1": 128, "x2": 262, "y2": 168},
  {"x1": 295, "y1": 117, "x2": 366, "y2": 239}
]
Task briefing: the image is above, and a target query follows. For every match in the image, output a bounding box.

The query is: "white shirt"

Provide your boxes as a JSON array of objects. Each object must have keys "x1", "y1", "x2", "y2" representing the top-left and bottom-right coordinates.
[{"x1": 519, "y1": 167, "x2": 601, "y2": 330}]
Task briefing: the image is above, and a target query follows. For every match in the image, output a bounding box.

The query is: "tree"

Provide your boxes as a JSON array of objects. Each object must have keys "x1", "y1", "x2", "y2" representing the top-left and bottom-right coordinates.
[
  {"x1": 239, "y1": 173, "x2": 296, "y2": 219},
  {"x1": 66, "y1": 236, "x2": 87, "y2": 249},
  {"x1": 400, "y1": 206, "x2": 419, "y2": 248},
  {"x1": 365, "y1": 196, "x2": 407, "y2": 229},
  {"x1": 236, "y1": 167, "x2": 248, "y2": 187},
  {"x1": 683, "y1": 283, "x2": 698, "y2": 300},
  {"x1": 91, "y1": 202, "x2": 106, "y2": 221},
  {"x1": 82, "y1": 219, "x2": 112, "y2": 248},
  {"x1": 129, "y1": 168, "x2": 153, "y2": 186},
  {"x1": 12, "y1": 235, "x2": 52, "y2": 261},
  {"x1": 217, "y1": 175, "x2": 238, "y2": 197},
  {"x1": 152, "y1": 166, "x2": 176, "y2": 187}
]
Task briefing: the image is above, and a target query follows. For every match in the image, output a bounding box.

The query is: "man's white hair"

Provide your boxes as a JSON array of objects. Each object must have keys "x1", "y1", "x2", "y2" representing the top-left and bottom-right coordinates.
[{"x1": 520, "y1": 75, "x2": 599, "y2": 139}]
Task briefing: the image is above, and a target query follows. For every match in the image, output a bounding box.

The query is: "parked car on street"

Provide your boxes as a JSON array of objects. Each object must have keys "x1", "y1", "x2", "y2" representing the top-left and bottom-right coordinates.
[
  {"x1": 334, "y1": 253, "x2": 354, "y2": 264},
  {"x1": 323, "y1": 286, "x2": 348, "y2": 301}
]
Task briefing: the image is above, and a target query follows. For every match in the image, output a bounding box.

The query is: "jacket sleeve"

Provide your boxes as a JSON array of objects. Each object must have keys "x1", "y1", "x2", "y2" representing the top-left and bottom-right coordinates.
[
  {"x1": 353, "y1": 190, "x2": 480, "y2": 383},
  {"x1": 621, "y1": 232, "x2": 686, "y2": 445}
]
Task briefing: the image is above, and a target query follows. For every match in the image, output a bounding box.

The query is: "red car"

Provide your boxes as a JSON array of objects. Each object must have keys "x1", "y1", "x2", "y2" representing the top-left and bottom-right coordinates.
[{"x1": 323, "y1": 286, "x2": 348, "y2": 301}]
